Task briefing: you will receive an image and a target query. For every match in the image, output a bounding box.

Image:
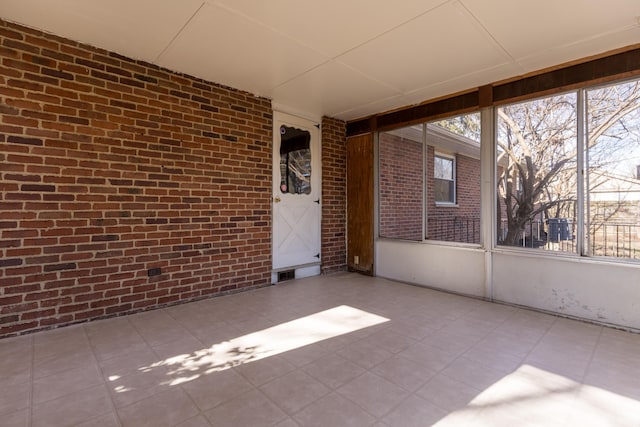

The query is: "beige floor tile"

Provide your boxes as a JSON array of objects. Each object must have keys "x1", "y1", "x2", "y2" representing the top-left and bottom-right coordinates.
[
  {"x1": 33, "y1": 349, "x2": 97, "y2": 379},
  {"x1": 107, "y1": 365, "x2": 172, "y2": 408},
  {"x1": 398, "y1": 342, "x2": 461, "y2": 372},
  {"x1": 337, "y1": 372, "x2": 408, "y2": 418},
  {"x1": 76, "y1": 412, "x2": 121, "y2": 427},
  {"x1": 293, "y1": 392, "x2": 376, "y2": 427},
  {"x1": 188, "y1": 322, "x2": 243, "y2": 347},
  {"x1": 0, "y1": 380, "x2": 30, "y2": 416},
  {"x1": 134, "y1": 325, "x2": 192, "y2": 348},
  {"x1": 371, "y1": 354, "x2": 436, "y2": 392},
  {"x1": 583, "y1": 360, "x2": 640, "y2": 400},
  {"x1": 117, "y1": 387, "x2": 199, "y2": 427},
  {"x1": 473, "y1": 330, "x2": 538, "y2": 359},
  {"x1": 33, "y1": 325, "x2": 89, "y2": 356},
  {"x1": 273, "y1": 418, "x2": 300, "y2": 427},
  {"x1": 431, "y1": 407, "x2": 482, "y2": 427},
  {"x1": 383, "y1": 319, "x2": 437, "y2": 341},
  {"x1": 235, "y1": 355, "x2": 296, "y2": 386},
  {"x1": 0, "y1": 355, "x2": 31, "y2": 386},
  {"x1": 416, "y1": 374, "x2": 482, "y2": 412},
  {"x1": 33, "y1": 363, "x2": 103, "y2": 404},
  {"x1": 462, "y1": 340, "x2": 527, "y2": 373},
  {"x1": 302, "y1": 353, "x2": 365, "y2": 390},
  {"x1": 151, "y1": 335, "x2": 205, "y2": 361},
  {"x1": 204, "y1": 389, "x2": 287, "y2": 427},
  {"x1": 382, "y1": 395, "x2": 448, "y2": 427},
  {"x1": 98, "y1": 347, "x2": 160, "y2": 380},
  {"x1": 440, "y1": 356, "x2": 510, "y2": 391},
  {"x1": 91, "y1": 339, "x2": 151, "y2": 363},
  {"x1": 0, "y1": 334, "x2": 32, "y2": 359},
  {"x1": 175, "y1": 415, "x2": 213, "y2": 427},
  {"x1": 524, "y1": 348, "x2": 591, "y2": 382},
  {"x1": 32, "y1": 384, "x2": 113, "y2": 427},
  {"x1": 362, "y1": 328, "x2": 417, "y2": 354},
  {"x1": 2, "y1": 409, "x2": 29, "y2": 427},
  {"x1": 260, "y1": 369, "x2": 330, "y2": 415},
  {"x1": 422, "y1": 330, "x2": 481, "y2": 355},
  {"x1": 280, "y1": 342, "x2": 330, "y2": 367},
  {"x1": 181, "y1": 368, "x2": 254, "y2": 411},
  {"x1": 233, "y1": 315, "x2": 279, "y2": 334},
  {"x1": 336, "y1": 339, "x2": 393, "y2": 370}
]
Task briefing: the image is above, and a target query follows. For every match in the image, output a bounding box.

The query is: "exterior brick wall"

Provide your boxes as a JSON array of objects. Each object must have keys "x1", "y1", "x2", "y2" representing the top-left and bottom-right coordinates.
[
  {"x1": 379, "y1": 133, "x2": 423, "y2": 241},
  {"x1": 0, "y1": 20, "x2": 277, "y2": 337},
  {"x1": 320, "y1": 117, "x2": 347, "y2": 273}
]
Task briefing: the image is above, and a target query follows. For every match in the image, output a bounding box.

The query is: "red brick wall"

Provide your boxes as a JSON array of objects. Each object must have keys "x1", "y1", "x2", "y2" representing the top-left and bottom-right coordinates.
[
  {"x1": 321, "y1": 117, "x2": 347, "y2": 273},
  {"x1": 0, "y1": 20, "x2": 276, "y2": 337},
  {"x1": 426, "y1": 147, "x2": 481, "y2": 243},
  {"x1": 379, "y1": 133, "x2": 423, "y2": 241}
]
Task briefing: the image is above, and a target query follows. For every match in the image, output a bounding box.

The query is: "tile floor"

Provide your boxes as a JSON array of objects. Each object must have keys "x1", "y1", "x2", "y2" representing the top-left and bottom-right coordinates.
[{"x1": 1, "y1": 272, "x2": 639, "y2": 427}]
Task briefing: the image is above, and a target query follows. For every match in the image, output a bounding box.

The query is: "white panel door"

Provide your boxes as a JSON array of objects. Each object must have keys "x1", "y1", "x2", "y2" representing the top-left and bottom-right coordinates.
[{"x1": 272, "y1": 112, "x2": 321, "y2": 270}]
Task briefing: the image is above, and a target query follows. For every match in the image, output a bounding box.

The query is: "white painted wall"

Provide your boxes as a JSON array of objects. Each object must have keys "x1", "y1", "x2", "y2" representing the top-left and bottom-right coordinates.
[
  {"x1": 376, "y1": 239, "x2": 486, "y2": 298},
  {"x1": 492, "y1": 251, "x2": 640, "y2": 331},
  {"x1": 376, "y1": 239, "x2": 640, "y2": 331}
]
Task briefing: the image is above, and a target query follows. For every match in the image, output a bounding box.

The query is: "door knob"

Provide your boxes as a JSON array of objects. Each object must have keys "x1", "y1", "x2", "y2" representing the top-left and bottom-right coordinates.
[{"x1": 274, "y1": 196, "x2": 281, "y2": 203}]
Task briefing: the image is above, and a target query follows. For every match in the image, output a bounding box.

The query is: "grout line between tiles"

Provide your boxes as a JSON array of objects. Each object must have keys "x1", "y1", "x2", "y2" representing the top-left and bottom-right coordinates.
[
  {"x1": 82, "y1": 323, "x2": 122, "y2": 427},
  {"x1": 27, "y1": 334, "x2": 34, "y2": 427}
]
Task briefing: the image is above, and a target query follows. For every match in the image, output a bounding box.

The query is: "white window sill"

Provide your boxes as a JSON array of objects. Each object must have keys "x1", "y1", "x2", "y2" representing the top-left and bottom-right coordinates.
[{"x1": 435, "y1": 202, "x2": 458, "y2": 207}]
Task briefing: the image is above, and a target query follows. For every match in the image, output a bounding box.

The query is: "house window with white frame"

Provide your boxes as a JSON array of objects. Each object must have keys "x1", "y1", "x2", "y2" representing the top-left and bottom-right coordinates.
[{"x1": 434, "y1": 153, "x2": 455, "y2": 204}]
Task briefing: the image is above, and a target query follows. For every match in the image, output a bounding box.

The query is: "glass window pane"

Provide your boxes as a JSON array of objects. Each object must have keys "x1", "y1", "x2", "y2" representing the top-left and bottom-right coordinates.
[
  {"x1": 434, "y1": 178, "x2": 453, "y2": 203},
  {"x1": 427, "y1": 112, "x2": 481, "y2": 244},
  {"x1": 586, "y1": 79, "x2": 640, "y2": 261},
  {"x1": 496, "y1": 93, "x2": 577, "y2": 252},
  {"x1": 279, "y1": 125, "x2": 311, "y2": 194},
  {"x1": 434, "y1": 156, "x2": 453, "y2": 180},
  {"x1": 378, "y1": 125, "x2": 424, "y2": 241}
]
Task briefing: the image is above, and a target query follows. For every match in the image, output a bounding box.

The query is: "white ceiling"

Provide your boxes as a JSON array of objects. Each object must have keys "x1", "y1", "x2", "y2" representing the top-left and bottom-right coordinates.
[{"x1": 1, "y1": 0, "x2": 639, "y2": 121}]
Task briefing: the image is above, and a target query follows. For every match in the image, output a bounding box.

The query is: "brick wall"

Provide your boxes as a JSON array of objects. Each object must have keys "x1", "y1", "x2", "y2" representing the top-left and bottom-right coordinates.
[
  {"x1": 379, "y1": 133, "x2": 423, "y2": 241},
  {"x1": 320, "y1": 117, "x2": 347, "y2": 273},
  {"x1": 0, "y1": 20, "x2": 278, "y2": 337}
]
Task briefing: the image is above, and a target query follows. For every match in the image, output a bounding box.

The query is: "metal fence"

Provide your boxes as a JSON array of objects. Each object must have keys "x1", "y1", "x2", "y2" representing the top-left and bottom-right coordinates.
[
  {"x1": 427, "y1": 217, "x2": 480, "y2": 244},
  {"x1": 498, "y1": 218, "x2": 640, "y2": 260},
  {"x1": 591, "y1": 223, "x2": 640, "y2": 259}
]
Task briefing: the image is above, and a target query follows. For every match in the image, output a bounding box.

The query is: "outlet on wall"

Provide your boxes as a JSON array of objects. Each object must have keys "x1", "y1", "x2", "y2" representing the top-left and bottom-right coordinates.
[{"x1": 354, "y1": 255, "x2": 359, "y2": 265}]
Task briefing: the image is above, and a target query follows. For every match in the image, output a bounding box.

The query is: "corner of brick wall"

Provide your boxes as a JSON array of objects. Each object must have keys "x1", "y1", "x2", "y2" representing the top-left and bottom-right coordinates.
[
  {"x1": 0, "y1": 19, "x2": 275, "y2": 337},
  {"x1": 320, "y1": 117, "x2": 347, "y2": 274}
]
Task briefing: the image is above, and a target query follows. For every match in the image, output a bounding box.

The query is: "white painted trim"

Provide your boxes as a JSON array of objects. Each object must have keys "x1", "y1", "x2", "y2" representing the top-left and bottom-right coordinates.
[{"x1": 272, "y1": 103, "x2": 321, "y2": 123}]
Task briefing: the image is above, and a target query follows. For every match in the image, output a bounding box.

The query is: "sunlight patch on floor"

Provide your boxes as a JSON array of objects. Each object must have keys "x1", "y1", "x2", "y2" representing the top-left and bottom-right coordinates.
[
  {"x1": 434, "y1": 364, "x2": 640, "y2": 426},
  {"x1": 144, "y1": 305, "x2": 389, "y2": 386}
]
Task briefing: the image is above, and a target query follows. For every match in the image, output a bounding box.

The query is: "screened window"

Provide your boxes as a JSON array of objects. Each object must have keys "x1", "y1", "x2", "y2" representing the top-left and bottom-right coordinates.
[
  {"x1": 494, "y1": 76, "x2": 640, "y2": 263},
  {"x1": 496, "y1": 92, "x2": 578, "y2": 252},
  {"x1": 378, "y1": 126, "x2": 424, "y2": 241},
  {"x1": 378, "y1": 112, "x2": 481, "y2": 245},
  {"x1": 586, "y1": 79, "x2": 640, "y2": 261}
]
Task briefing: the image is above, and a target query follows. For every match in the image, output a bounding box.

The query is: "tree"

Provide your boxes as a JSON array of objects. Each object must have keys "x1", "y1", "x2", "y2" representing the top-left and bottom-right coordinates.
[{"x1": 497, "y1": 79, "x2": 640, "y2": 247}]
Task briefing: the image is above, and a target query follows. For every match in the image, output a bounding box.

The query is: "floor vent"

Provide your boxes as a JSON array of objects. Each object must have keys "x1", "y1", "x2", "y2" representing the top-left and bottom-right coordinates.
[{"x1": 277, "y1": 270, "x2": 295, "y2": 282}]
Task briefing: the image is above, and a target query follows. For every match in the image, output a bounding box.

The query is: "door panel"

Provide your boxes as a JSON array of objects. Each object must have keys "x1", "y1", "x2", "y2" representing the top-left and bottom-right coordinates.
[{"x1": 273, "y1": 112, "x2": 321, "y2": 270}]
